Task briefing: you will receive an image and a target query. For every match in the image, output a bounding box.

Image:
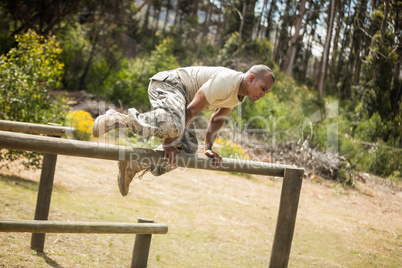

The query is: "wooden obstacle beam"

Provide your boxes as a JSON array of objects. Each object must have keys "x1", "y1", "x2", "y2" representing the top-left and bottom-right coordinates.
[
  {"x1": 0, "y1": 219, "x2": 168, "y2": 234},
  {"x1": 0, "y1": 121, "x2": 76, "y2": 253},
  {"x1": 0, "y1": 130, "x2": 288, "y2": 176},
  {"x1": 0, "y1": 129, "x2": 303, "y2": 268},
  {"x1": 0, "y1": 218, "x2": 167, "y2": 267},
  {"x1": 0, "y1": 119, "x2": 75, "y2": 137}
]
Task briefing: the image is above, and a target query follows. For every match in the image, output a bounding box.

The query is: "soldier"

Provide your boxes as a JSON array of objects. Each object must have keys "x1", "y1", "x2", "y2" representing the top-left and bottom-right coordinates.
[{"x1": 93, "y1": 65, "x2": 275, "y2": 196}]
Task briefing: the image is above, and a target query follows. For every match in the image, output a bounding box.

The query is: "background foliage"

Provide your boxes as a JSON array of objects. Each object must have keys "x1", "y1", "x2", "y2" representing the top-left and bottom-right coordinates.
[
  {"x1": 0, "y1": 0, "x2": 400, "y2": 180},
  {"x1": 0, "y1": 29, "x2": 67, "y2": 169}
]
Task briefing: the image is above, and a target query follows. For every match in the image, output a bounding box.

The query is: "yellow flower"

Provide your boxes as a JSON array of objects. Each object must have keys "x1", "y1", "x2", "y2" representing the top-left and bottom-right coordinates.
[{"x1": 66, "y1": 110, "x2": 94, "y2": 141}]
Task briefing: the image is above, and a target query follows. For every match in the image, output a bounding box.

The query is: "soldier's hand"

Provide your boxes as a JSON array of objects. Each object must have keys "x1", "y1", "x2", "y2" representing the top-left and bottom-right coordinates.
[
  {"x1": 162, "y1": 138, "x2": 180, "y2": 166},
  {"x1": 205, "y1": 149, "x2": 222, "y2": 167}
]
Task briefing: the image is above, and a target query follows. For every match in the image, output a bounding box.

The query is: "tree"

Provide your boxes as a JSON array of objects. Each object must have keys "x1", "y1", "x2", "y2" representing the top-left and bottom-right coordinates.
[
  {"x1": 363, "y1": 0, "x2": 397, "y2": 119},
  {"x1": 0, "y1": 0, "x2": 81, "y2": 36},
  {"x1": 316, "y1": 0, "x2": 335, "y2": 96},
  {"x1": 142, "y1": 0, "x2": 152, "y2": 32},
  {"x1": 0, "y1": 30, "x2": 67, "y2": 169},
  {"x1": 163, "y1": 0, "x2": 172, "y2": 33},
  {"x1": 274, "y1": 0, "x2": 293, "y2": 67},
  {"x1": 264, "y1": 0, "x2": 277, "y2": 41},
  {"x1": 222, "y1": 0, "x2": 258, "y2": 44},
  {"x1": 152, "y1": 0, "x2": 163, "y2": 36},
  {"x1": 283, "y1": 0, "x2": 307, "y2": 75},
  {"x1": 340, "y1": 0, "x2": 368, "y2": 98},
  {"x1": 255, "y1": 0, "x2": 269, "y2": 38}
]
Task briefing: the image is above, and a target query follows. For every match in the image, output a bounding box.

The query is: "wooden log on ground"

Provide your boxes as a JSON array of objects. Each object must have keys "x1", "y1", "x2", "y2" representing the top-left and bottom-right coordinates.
[
  {"x1": 0, "y1": 120, "x2": 75, "y2": 137},
  {"x1": 0, "y1": 130, "x2": 290, "y2": 177},
  {"x1": 0, "y1": 220, "x2": 168, "y2": 234}
]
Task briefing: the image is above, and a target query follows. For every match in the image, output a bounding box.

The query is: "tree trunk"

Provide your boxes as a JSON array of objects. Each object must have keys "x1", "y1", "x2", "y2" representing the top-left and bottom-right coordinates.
[
  {"x1": 202, "y1": 0, "x2": 213, "y2": 40},
  {"x1": 256, "y1": 0, "x2": 268, "y2": 37},
  {"x1": 352, "y1": 0, "x2": 368, "y2": 83},
  {"x1": 79, "y1": 18, "x2": 104, "y2": 90},
  {"x1": 301, "y1": 20, "x2": 314, "y2": 82},
  {"x1": 173, "y1": 0, "x2": 180, "y2": 26},
  {"x1": 153, "y1": 4, "x2": 161, "y2": 36},
  {"x1": 163, "y1": 0, "x2": 171, "y2": 33},
  {"x1": 238, "y1": 1, "x2": 247, "y2": 43},
  {"x1": 283, "y1": 0, "x2": 306, "y2": 75},
  {"x1": 317, "y1": 0, "x2": 335, "y2": 96},
  {"x1": 264, "y1": 0, "x2": 276, "y2": 40},
  {"x1": 392, "y1": 1, "x2": 401, "y2": 98},
  {"x1": 142, "y1": 1, "x2": 151, "y2": 32},
  {"x1": 192, "y1": 0, "x2": 199, "y2": 17},
  {"x1": 381, "y1": 0, "x2": 390, "y2": 41},
  {"x1": 275, "y1": 0, "x2": 292, "y2": 67},
  {"x1": 339, "y1": 0, "x2": 354, "y2": 99},
  {"x1": 329, "y1": 0, "x2": 345, "y2": 69}
]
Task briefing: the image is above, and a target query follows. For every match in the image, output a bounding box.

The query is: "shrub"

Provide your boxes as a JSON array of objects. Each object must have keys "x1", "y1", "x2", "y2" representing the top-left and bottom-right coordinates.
[
  {"x1": 57, "y1": 23, "x2": 88, "y2": 91},
  {"x1": 355, "y1": 112, "x2": 387, "y2": 142},
  {"x1": 214, "y1": 138, "x2": 250, "y2": 160},
  {"x1": 106, "y1": 37, "x2": 179, "y2": 110},
  {"x1": 66, "y1": 110, "x2": 94, "y2": 141},
  {"x1": 0, "y1": 30, "x2": 67, "y2": 169},
  {"x1": 367, "y1": 143, "x2": 401, "y2": 178},
  {"x1": 218, "y1": 33, "x2": 274, "y2": 69}
]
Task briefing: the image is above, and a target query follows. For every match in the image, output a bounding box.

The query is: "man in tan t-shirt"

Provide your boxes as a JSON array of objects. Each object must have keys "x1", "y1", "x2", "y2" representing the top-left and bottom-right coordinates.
[{"x1": 93, "y1": 65, "x2": 275, "y2": 196}]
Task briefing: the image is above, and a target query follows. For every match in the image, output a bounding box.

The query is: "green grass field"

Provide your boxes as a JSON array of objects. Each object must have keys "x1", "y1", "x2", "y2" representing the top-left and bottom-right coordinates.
[{"x1": 0, "y1": 155, "x2": 401, "y2": 267}]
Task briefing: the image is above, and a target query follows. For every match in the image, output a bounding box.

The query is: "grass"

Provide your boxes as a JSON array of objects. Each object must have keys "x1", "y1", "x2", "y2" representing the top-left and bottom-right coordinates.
[{"x1": 0, "y1": 155, "x2": 401, "y2": 267}]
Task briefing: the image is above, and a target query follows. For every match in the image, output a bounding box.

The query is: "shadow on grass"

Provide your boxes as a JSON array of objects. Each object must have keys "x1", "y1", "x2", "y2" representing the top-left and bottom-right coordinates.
[
  {"x1": 34, "y1": 251, "x2": 63, "y2": 268},
  {"x1": 0, "y1": 174, "x2": 39, "y2": 192},
  {"x1": 0, "y1": 174, "x2": 66, "y2": 193}
]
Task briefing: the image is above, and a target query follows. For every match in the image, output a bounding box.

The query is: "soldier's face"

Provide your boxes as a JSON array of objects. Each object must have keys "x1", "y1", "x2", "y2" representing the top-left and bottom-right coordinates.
[{"x1": 247, "y1": 74, "x2": 274, "y2": 102}]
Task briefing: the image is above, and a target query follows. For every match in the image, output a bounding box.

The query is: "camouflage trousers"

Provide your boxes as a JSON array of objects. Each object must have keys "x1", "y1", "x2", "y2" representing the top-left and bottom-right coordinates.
[{"x1": 127, "y1": 71, "x2": 198, "y2": 163}]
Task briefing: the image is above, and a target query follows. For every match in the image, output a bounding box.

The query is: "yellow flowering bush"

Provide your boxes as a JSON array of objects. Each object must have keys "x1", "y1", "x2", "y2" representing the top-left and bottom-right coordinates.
[
  {"x1": 66, "y1": 110, "x2": 94, "y2": 141},
  {"x1": 214, "y1": 138, "x2": 250, "y2": 160},
  {"x1": 0, "y1": 30, "x2": 67, "y2": 169}
]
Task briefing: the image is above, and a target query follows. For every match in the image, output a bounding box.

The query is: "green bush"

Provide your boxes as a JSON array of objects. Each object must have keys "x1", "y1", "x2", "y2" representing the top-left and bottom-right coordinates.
[
  {"x1": 214, "y1": 138, "x2": 250, "y2": 160},
  {"x1": 57, "y1": 23, "x2": 88, "y2": 91},
  {"x1": 0, "y1": 30, "x2": 67, "y2": 169},
  {"x1": 218, "y1": 32, "x2": 240, "y2": 63},
  {"x1": 355, "y1": 112, "x2": 387, "y2": 142},
  {"x1": 105, "y1": 37, "x2": 179, "y2": 110},
  {"x1": 367, "y1": 143, "x2": 401, "y2": 178},
  {"x1": 218, "y1": 33, "x2": 274, "y2": 68}
]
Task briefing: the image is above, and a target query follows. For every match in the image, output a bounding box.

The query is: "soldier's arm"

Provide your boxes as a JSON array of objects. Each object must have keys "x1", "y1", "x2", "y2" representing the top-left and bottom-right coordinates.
[
  {"x1": 163, "y1": 89, "x2": 210, "y2": 165},
  {"x1": 204, "y1": 107, "x2": 232, "y2": 167}
]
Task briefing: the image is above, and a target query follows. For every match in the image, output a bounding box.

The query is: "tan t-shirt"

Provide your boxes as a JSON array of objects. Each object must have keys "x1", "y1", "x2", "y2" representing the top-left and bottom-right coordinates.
[{"x1": 176, "y1": 66, "x2": 245, "y2": 110}]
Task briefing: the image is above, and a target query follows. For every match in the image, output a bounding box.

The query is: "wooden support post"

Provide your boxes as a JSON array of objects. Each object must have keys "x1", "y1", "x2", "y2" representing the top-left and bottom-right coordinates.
[
  {"x1": 131, "y1": 218, "x2": 155, "y2": 268},
  {"x1": 30, "y1": 152, "x2": 58, "y2": 252},
  {"x1": 269, "y1": 167, "x2": 304, "y2": 268}
]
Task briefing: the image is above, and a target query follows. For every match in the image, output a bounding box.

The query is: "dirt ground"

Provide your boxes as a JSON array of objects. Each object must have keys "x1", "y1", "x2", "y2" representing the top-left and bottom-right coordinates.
[{"x1": 0, "y1": 155, "x2": 401, "y2": 267}]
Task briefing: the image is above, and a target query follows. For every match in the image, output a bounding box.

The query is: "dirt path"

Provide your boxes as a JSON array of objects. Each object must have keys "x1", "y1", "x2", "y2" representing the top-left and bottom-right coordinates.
[{"x1": 0, "y1": 155, "x2": 401, "y2": 267}]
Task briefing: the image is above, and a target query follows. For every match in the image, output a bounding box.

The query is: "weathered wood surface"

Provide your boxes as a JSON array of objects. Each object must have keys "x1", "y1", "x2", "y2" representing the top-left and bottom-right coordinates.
[
  {"x1": 0, "y1": 120, "x2": 75, "y2": 137},
  {"x1": 0, "y1": 130, "x2": 291, "y2": 177},
  {"x1": 269, "y1": 167, "x2": 304, "y2": 268},
  {"x1": 0, "y1": 220, "x2": 168, "y2": 234},
  {"x1": 132, "y1": 218, "x2": 155, "y2": 268},
  {"x1": 30, "y1": 152, "x2": 58, "y2": 252}
]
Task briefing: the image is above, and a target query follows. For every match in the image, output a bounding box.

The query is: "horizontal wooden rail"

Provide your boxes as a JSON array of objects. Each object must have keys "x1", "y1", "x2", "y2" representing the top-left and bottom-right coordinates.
[
  {"x1": 0, "y1": 120, "x2": 75, "y2": 137},
  {"x1": 0, "y1": 130, "x2": 290, "y2": 177},
  {"x1": 0, "y1": 220, "x2": 168, "y2": 234}
]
